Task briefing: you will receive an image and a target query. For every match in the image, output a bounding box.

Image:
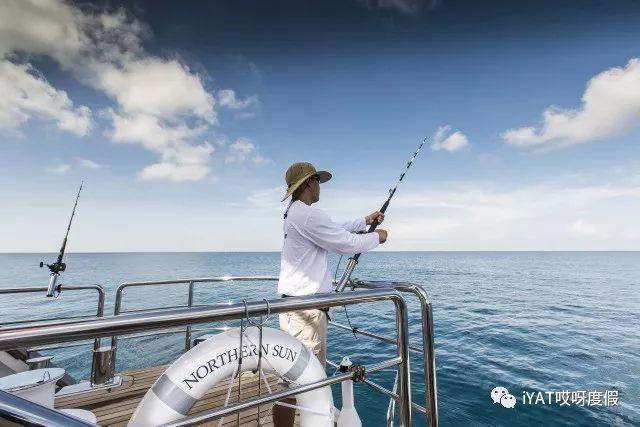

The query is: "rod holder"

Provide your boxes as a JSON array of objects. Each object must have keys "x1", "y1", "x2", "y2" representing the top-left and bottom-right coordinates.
[
  {"x1": 46, "y1": 274, "x2": 59, "y2": 298},
  {"x1": 335, "y1": 258, "x2": 357, "y2": 292},
  {"x1": 91, "y1": 345, "x2": 116, "y2": 386}
]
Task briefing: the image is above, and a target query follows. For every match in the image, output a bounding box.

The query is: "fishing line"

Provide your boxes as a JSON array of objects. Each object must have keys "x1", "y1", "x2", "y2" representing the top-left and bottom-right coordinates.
[
  {"x1": 334, "y1": 254, "x2": 343, "y2": 282},
  {"x1": 334, "y1": 255, "x2": 358, "y2": 338},
  {"x1": 335, "y1": 138, "x2": 427, "y2": 292}
]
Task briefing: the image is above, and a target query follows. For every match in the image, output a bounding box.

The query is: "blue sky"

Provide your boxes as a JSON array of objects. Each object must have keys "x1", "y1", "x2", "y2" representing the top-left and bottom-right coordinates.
[{"x1": 1, "y1": 0, "x2": 640, "y2": 251}]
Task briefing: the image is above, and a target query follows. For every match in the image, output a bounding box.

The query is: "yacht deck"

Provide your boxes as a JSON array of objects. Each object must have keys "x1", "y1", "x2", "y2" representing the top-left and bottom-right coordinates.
[{"x1": 54, "y1": 365, "x2": 297, "y2": 426}]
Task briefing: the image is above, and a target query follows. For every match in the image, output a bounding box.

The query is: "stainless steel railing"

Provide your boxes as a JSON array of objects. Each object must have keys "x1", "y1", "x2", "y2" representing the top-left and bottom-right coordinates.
[
  {"x1": 0, "y1": 284, "x2": 105, "y2": 330},
  {"x1": 112, "y1": 276, "x2": 279, "y2": 353},
  {"x1": 0, "y1": 283, "x2": 118, "y2": 389},
  {"x1": 112, "y1": 276, "x2": 438, "y2": 427},
  {"x1": 0, "y1": 284, "x2": 105, "y2": 362},
  {"x1": 167, "y1": 357, "x2": 403, "y2": 427},
  {"x1": 109, "y1": 276, "x2": 438, "y2": 426},
  {"x1": 0, "y1": 277, "x2": 438, "y2": 426},
  {"x1": 350, "y1": 280, "x2": 438, "y2": 427},
  {"x1": 0, "y1": 289, "x2": 412, "y2": 426},
  {"x1": 0, "y1": 390, "x2": 95, "y2": 427}
]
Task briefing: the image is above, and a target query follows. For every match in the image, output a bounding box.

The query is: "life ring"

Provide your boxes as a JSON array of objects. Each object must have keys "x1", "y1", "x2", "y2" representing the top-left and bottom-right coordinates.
[{"x1": 129, "y1": 327, "x2": 334, "y2": 426}]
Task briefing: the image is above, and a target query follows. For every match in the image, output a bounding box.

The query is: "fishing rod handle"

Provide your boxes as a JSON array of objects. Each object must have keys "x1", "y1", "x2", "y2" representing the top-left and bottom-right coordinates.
[{"x1": 365, "y1": 198, "x2": 391, "y2": 233}]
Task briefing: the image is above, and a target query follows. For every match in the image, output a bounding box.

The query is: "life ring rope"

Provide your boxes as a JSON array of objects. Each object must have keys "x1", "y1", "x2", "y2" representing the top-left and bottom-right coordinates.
[
  {"x1": 259, "y1": 368, "x2": 335, "y2": 417},
  {"x1": 241, "y1": 329, "x2": 311, "y2": 384},
  {"x1": 214, "y1": 323, "x2": 330, "y2": 427},
  {"x1": 234, "y1": 331, "x2": 333, "y2": 415}
]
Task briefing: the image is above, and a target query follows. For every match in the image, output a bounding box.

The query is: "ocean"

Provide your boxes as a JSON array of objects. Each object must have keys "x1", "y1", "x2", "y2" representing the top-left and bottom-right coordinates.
[{"x1": 0, "y1": 252, "x2": 638, "y2": 426}]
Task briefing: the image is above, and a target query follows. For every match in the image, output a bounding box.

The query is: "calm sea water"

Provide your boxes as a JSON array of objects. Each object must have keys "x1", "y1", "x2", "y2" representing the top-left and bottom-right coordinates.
[{"x1": 0, "y1": 252, "x2": 638, "y2": 426}]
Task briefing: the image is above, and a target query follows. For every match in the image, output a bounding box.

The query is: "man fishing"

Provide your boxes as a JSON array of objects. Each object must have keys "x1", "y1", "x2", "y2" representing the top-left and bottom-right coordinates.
[{"x1": 273, "y1": 161, "x2": 387, "y2": 426}]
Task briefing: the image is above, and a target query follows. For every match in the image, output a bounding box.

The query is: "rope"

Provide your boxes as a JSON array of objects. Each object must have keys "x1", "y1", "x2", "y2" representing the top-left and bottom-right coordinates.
[
  {"x1": 217, "y1": 300, "x2": 273, "y2": 425},
  {"x1": 217, "y1": 365, "x2": 240, "y2": 427},
  {"x1": 259, "y1": 369, "x2": 333, "y2": 417},
  {"x1": 344, "y1": 305, "x2": 358, "y2": 338},
  {"x1": 214, "y1": 306, "x2": 335, "y2": 421},
  {"x1": 334, "y1": 254, "x2": 358, "y2": 339},
  {"x1": 334, "y1": 254, "x2": 343, "y2": 283},
  {"x1": 242, "y1": 333, "x2": 334, "y2": 417},
  {"x1": 236, "y1": 312, "x2": 246, "y2": 425},
  {"x1": 283, "y1": 198, "x2": 294, "y2": 219},
  {"x1": 256, "y1": 317, "x2": 263, "y2": 424},
  {"x1": 245, "y1": 299, "x2": 271, "y2": 425}
]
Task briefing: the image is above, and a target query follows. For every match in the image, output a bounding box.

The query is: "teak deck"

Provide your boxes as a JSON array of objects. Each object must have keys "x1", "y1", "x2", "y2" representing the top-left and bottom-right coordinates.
[{"x1": 55, "y1": 365, "x2": 299, "y2": 426}]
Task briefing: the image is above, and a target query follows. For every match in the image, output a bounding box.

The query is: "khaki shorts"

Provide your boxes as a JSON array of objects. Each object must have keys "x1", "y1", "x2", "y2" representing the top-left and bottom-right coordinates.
[{"x1": 279, "y1": 309, "x2": 327, "y2": 366}]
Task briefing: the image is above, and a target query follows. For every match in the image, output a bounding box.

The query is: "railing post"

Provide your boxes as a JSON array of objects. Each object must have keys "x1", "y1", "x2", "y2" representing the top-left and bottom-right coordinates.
[
  {"x1": 91, "y1": 345, "x2": 116, "y2": 386},
  {"x1": 354, "y1": 280, "x2": 439, "y2": 427},
  {"x1": 422, "y1": 299, "x2": 438, "y2": 427},
  {"x1": 184, "y1": 281, "x2": 195, "y2": 351},
  {"x1": 393, "y1": 291, "x2": 412, "y2": 427},
  {"x1": 93, "y1": 285, "x2": 105, "y2": 351},
  {"x1": 110, "y1": 284, "x2": 125, "y2": 373}
]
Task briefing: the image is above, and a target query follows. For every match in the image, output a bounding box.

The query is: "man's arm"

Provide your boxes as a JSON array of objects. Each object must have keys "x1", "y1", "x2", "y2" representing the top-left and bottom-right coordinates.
[
  {"x1": 339, "y1": 211, "x2": 385, "y2": 233},
  {"x1": 339, "y1": 218, "x2": 366, "y2": 233},
  {"x1": 300, "y1": 208, "x2": 383, "y2": 255}
]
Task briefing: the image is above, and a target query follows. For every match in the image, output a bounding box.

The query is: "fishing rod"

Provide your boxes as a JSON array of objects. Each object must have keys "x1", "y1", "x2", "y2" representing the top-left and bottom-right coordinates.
[
  {"x1": 335, "y1": 138, "x2": 426, "y2": 292},
  {"x1": 40, "y1": 182, "x2": 83, "y2": 298}
]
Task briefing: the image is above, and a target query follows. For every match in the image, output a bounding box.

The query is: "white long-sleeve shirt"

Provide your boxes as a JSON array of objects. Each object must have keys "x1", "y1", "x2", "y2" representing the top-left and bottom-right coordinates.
[{"x1": 277, "y1": 200, "x2": 380, "y2": 296}]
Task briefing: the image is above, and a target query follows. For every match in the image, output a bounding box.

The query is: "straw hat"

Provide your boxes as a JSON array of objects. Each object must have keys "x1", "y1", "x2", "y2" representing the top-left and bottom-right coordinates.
[{"x1": 281, "y1": 162, "x2": 332, "y2": 201}]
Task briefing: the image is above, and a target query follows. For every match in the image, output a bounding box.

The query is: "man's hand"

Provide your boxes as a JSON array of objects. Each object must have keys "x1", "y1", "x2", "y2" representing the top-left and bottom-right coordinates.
[
  {"x1": 375, "y1": 229, "x2": 388, "y2": 243},
  {"x1": 365, "y1": 211, "x2": 385, "y2": 226}
]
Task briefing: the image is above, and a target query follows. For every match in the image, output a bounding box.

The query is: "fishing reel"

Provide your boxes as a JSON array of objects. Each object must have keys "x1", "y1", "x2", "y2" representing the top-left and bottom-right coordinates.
[
  {"x1": 40, "y1": 261, "x2": 66, "y2": 297},
  {"x1": 39, "y1": 261, "x2": 66, "y2": 274}
]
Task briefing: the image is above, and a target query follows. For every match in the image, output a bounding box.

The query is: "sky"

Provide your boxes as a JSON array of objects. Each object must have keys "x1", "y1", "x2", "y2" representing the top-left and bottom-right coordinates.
[{"x1": 1, "y1": 0, "x2": 640, "y2": 252}]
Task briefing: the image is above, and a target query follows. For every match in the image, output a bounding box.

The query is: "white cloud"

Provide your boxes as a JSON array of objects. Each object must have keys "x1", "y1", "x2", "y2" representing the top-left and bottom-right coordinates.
[
  {"x1": 76, "y1": 158, "x2": 101, "y2": 169},
  {"x1": 46, "y1": 157, "x2": 102, "y2": 174},
  {"x1": 107, "y1": 111, "x2": 213, "y2": 182},
  {"x1": 225, "y1": 137, "x2": 267, "y2": 164},
  {"x1": 247, "y1": 186, "x2": 285, "y2": 210},
  {"x1": 384, "y1": 184, "x2": 640, "y2": 219},
  {"x1": 503, "y1": 58, "x2": 640, "y2": 148},
  {"x1": 0, "y1": 0, "x2": 264, "y2": 182},
  {"x1": 0, "y1": 0, "x2": 85, "y2": 63},
  {"x1": 138, "y1": 159, "x2": 211, "y2": 182},
  {"x1": 290, "y1": 179, "x2": 640, "y2": 250},
  {"x1": 45, "y1": 161, "x2": 70, "y2": 175},
  {"x1": 0, "y1": 1, "x2": 147, "y2": 70},
  {"x1": 225, "y1": 138, "x2": 254, "y2": 163},
  {"x1": 217, "y1": 89, "x2": 259, "y2": 111},
  {"x1": 397, "y1": 183, "x2": 637, "y2": 248},
  {"x1": 107, "y1": 111, "x2": 206, "y2": 151},
  {"x1": 570, "y1": 219, "x2": 608, "y2": 238},
  {"x1": 431, "y1": 125, "x2": 470, "y2": 152},
  {"x1": 0, "y1": 60, "x2": 91, "y2": 135},
  {"x1": 96, "y1": 60, "x2": 215, "y2": 123},
  {"x1": 251, "y1": 153, "x2": 267, "y2": 164}
]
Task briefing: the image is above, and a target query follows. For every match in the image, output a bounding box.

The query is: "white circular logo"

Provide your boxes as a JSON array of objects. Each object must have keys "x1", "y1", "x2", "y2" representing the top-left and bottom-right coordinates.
[{"x1": 491, "y1": 386, "x2": 516, "y2": 409}]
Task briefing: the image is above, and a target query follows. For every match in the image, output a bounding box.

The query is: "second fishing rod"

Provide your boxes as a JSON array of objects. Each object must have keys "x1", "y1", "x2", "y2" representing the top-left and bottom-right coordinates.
[{"x1": 335, "y1": 138, "x2": 426, "y2": 292}]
